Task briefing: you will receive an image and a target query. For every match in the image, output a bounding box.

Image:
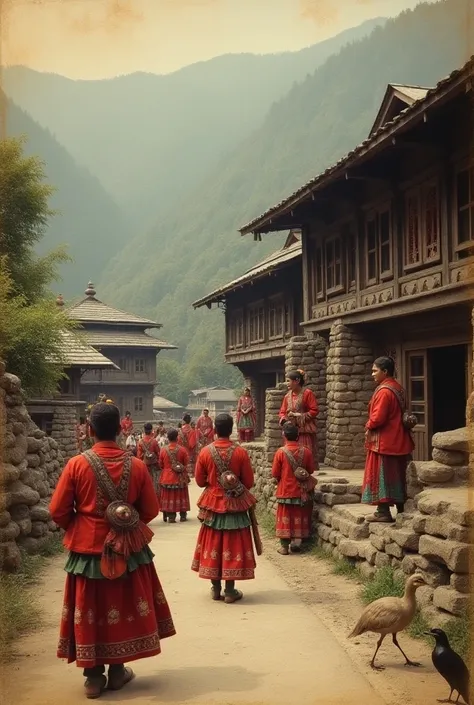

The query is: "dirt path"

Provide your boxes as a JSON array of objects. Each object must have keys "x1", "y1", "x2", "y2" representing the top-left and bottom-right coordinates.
[{"x1": 2, "y1": 483, "x2": 444, "y2": 705}]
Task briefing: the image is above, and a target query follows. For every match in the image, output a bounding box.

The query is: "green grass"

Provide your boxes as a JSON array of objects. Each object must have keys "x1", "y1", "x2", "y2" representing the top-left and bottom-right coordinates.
[{"x1": 0, "y1": 533, "x2": 64, "y2": 661}]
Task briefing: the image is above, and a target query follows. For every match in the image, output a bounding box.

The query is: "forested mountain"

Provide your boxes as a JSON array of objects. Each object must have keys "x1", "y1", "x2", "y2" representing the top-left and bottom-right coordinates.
[
  {"x1": 6, "y1": 100, "x2": 132, "y2": 296},
  {"x1": 4, "y1": 18, "x2": 384, "y2": 228},
  {"x1": 98, "y1": 0, "x2": 471, "y2": 402}
]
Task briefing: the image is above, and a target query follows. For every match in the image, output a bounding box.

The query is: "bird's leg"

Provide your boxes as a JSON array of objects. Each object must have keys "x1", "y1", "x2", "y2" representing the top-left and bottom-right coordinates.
[
  {"x1": 370, "y1": 635, "x2": 386, "y2": 671},
  {"x1": 392, "y1": 634, "x2": 421, "y2": 667}
]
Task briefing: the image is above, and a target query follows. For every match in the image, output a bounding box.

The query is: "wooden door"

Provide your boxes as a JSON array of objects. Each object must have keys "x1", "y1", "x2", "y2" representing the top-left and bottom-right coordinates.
[{"x1": 406, "y1": 350, "x2": 429, "y2": 460}]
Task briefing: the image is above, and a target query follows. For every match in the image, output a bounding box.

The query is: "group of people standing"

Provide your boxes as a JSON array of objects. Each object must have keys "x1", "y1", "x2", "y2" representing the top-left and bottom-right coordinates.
[{"x1": 50, "y1": 357, "x2": 413, "y2": 698}]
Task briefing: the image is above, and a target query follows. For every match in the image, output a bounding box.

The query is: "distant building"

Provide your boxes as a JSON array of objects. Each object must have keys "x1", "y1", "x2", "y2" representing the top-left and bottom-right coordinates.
[
  {"x1": 67, "y1": 282, "x2": 176, "y2": 421},
  {"x1": 153, "y1": 395, "x2": 185, "y2": 419},
  {"x1": 187, "y1": 386, "x2": 237, "y2": 417}
]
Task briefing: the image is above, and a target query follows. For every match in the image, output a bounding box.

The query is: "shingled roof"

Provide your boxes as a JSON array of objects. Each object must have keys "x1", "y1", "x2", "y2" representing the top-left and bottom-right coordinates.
[
  {"x1": 85, "y1": 329, "x2": 177, "y2": 350},
  {"x1": 57, "y1": 331, "x2": 118, "y2": 369},
  {"x1": 193, "y1": 230, "x2": 301, "y2": 309},
  {"x1": 68, "y1": 282, "x2": 162, "y2": 328},
  {"x1": 240, "y1": 56, "x2": 474, "y2": 236},
  {"x1": 369, "y1": 83, "x2": 431, "y2": 136}
]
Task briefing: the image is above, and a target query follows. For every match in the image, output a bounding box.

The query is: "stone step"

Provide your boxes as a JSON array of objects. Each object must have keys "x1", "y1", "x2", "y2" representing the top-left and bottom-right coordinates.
[{"x1": 416, "y1": 487, "x2": 472, "y2": 526}]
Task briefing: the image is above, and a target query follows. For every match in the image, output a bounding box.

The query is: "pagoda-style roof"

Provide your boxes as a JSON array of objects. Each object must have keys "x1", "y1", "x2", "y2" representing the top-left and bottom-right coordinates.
[
  {"x1": 86, "y1": 329, "x2": 177, "y2": 350},
  {"x1": 193, "y1": 230, "x2": 301, "y2": 309},
  {"x1": 68, "y1": 282, "x2": 162, "y2": 328},
  {"x1": 54, "y1": 330, "x2": 118, "y2": 369}
]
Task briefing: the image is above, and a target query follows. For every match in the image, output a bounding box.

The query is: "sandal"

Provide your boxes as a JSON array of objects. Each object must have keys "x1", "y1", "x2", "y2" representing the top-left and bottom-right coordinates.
[
  {"x1": 366, "y1": 512, "x2": 394, "y2": 523},
  {"x1": 84, "y1": 675, "x2": 107, "y2": 699},
  {"x1": 224, "y1": 589, "x2": 243, "y2": 604},
  {"x1": 107, "y1": 667, "x2": 135, "y2": 691},
  {"x1": 277, "y1": 547, "x2": 289, "y2": 555}
]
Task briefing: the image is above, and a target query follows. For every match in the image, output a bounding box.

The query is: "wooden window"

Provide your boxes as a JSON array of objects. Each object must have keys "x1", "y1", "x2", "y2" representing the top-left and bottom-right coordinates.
[
  {"x1": 118, "y1": 357, "x2": 128, "y2": 371},
  {"x1": 456, "y1": 166, "x2": 474, "y2": 249},
  {"x1": 325, "y1": 237, "x2": 343, "y2": 294},
  {"x1": 404, "y1": 182, "x2": 440, "y2": 268},
  {"x1": 284, "y1": 302, "x2": 291, "y2": 335},
  {"x1": 308, "y1": 242, "x2": 324, "y2": 308},
  {"x1": 248, "y1": 304, "x2": 265, "y2": 344},
  {"x1": 365, "y1": 207, "x2": 392, "y2": 285},
  {"x1": 135, "y1": 358, "x2": 145, "y2": 373},
  {"x1": 235, "y1": 311, "x2": 244, "y2": 347},
  {"x1": 268, "y1": 298, "x2": 284, "y2": 339},
  {"x1": 342, "y1": 223, "x2": 356, "y2": 290},
  {"x1": 134, "y1": 397, "x2": 143, "y2": 412}
]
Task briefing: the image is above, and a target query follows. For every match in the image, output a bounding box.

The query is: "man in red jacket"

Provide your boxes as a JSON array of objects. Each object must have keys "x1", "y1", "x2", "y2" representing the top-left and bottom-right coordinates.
[
  {"x1": 49, "y1": 403, "x2": 176, "y2": 699},
  {"x1": 137, "y1": 422, "x2": 161, "y2": 494},
  {"x1": 159, "y1": 428, "x2": 190, "y2": 523},
  {"x1": 272, "y1": 423, "x2": 317, "y2": 555}
]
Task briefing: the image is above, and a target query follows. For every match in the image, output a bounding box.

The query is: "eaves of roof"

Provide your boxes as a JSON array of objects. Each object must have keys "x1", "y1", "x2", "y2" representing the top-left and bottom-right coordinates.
[{"x1": 240, "y1": 56, "x2": 474, "y2": 236}]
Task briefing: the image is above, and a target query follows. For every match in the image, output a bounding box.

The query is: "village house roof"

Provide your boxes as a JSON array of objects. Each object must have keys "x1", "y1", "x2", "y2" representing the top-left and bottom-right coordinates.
[
  {"x1": 54, "y1": 330, "x2": 118, "y2": 369},
  {"x1": 369, "y1": 83, "x2": 431, "y2": 136},
  {"x1": 192, "y1": 230, "x2": 301, "y2": 309},
  {"x1": 240, "y1": 56, "x2": 474, "y2": 236},
  {"x1": 85, "y1": 329, "x2": 177, "y2": 350},
  {"x1": 189, "y1": 386, "x2": 237, "y2": 402},
  {"x1": 68, "y1": 282, "x2": 162, "y2": 328},
  {"x1": 153, "y1": 395, "x2": 183, "y2": 410}
]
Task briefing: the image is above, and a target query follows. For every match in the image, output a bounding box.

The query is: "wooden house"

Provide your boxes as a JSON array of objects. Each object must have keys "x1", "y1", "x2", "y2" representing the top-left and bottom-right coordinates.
[
  {"x1": 238, "y1": 57, "x2": 474, "y2": 466},
  {"x1": 67, "y1": 282, "x2": 176, "y2": 421},
  {"x1": 193, "y1": 231, "x2": 302, "y2": 434}
]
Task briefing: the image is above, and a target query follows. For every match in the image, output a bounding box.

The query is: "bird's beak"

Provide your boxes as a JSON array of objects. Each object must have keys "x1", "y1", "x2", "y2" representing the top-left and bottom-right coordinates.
[{"x1": 424, "y1": 631, "x2": 433, "y2": 636}]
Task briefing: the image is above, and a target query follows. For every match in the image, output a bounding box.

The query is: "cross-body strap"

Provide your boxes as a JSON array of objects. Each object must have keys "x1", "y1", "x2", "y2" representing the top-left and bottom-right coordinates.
[
  {"x1": 82, "y1": 449, "x2": 132, "y2": 503},
  {"x1": 209, "y1": 442, "x2": 237, "y2": 474},
  {"x1": 282, "y1": 446, "x2": 305, "y2": 472},
  {"x1": 376, "y1": 384, "x2": 406, "y2": 411}
]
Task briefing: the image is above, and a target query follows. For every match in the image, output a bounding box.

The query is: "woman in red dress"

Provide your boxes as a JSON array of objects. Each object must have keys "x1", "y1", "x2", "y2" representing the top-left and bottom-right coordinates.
[
  {"x1": 49, "y1": 403, "x2": 176, "y2": 699},
  {"x1": 178, "y1": 413, "x2": 197, "y2": 477},
  {"x1": 159, "y1": 428, "x2": 191, "y2": 523},
  {"x1": 196, "y1": 408, "x2": 214, "y2": 449},
  {"x1": 279, "y1": 369, "x2": 319, "y2": 470},
  {"x1": 362, "y1": 356, "x2": 414, "y2": 523},
  {"x1": 191, "y1": 413, "x2": 257, "y2": 604},
  {"x1": 236, "y1": 387, "x2": 257, "y2": 442},
  {"x1": 272, "y1": 423, "x2": 317, "y2": 555}
]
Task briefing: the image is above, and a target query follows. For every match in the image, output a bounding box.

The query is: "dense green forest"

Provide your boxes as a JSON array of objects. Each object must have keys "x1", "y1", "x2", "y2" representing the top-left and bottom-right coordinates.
[
  {"x1": 4, "y1": 18, "x2": 384, "y2": 230},
  {"x1": 5, "y1": 100, "x2": 132, "y2": 295},
  {"x1": 98, "y1": 0, "x2": 470, "y2": 403}
]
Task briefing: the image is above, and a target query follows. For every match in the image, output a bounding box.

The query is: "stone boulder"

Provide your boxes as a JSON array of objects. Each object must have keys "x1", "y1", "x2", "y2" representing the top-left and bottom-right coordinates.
[
  {"x1": 419, "y1": 535, "x2": 469, "y2": 573},
  {"x1": 433, "y1": 586, "x2": 469, "y2": 617},
  {"x1": 432, "y1": 427, "x2": 469, "y2": 453},
  {"x1": 432, "y1": 448, "x2": 468, "y2": 466},
  {"x1": 413, "y1": 461, "x2": 454, "y2": 484}
]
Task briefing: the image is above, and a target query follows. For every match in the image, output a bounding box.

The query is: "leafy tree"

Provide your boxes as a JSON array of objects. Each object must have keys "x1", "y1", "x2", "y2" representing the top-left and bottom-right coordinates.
[{"x1": 0, "y1": 136, "x2": 75, "y2": 396}]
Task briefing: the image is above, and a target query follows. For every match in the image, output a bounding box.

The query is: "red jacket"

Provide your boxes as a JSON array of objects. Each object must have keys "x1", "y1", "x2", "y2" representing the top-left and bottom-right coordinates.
[
  {"x1": 49, "y1": 441, "x2": 159, "y2": 554},
  {"x1": 365, "y1": 378, "x2": 415, "y2": 456},
  {"x1": 272, "y1": 441, "x2": 315, "y2": 499},
  {"x1": 195, "y1": 439, "x2": 254, "y2": 513},
  {"x1": 137, "y1": 434, "x2": 160, "y2": 464},
  {"x1": 159, "y1": 443, "x2": 189, "y2": 485}
]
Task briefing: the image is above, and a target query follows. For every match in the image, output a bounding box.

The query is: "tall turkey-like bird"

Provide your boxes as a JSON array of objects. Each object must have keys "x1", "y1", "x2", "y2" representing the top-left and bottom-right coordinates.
[{"x1": 427, "y1": 628, "x2": 469, "y2": 704}]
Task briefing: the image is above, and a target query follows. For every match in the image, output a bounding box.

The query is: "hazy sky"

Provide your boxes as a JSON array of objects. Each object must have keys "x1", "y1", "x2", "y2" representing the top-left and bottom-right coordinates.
[{"x1": 2, "y1": 0, "x2": 426, "y2": 79}]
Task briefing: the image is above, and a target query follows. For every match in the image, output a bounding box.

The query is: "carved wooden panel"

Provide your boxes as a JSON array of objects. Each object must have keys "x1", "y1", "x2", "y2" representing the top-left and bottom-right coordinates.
[
  {"x1": 361, "y1": 287, "x2": 394, "y2": 307},
  {"x1": 400, "y1": 272, "x2": 442, "y2": 297},
  {"x1": 327, "y1": 298, "x2": 357, "y2": 316},
  {"x1": 450, "y1": 263, "x2": 474, "y2": 284}
]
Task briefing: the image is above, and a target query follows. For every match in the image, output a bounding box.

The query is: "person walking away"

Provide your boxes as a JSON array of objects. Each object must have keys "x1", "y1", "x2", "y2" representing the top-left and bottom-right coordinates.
[
  {"x1": 279, "y1": 369, "x2": 319, "y2": 470},
  {"x1": 362, "y1": 356, "x2": 415, "y2": 523},
  {"x1": 178, "y1": 414, "x2": 197, "y2": 477},
  {"x1": 272, "y1": 422, "x2": 317, "y2": 554},
  {"x1": 159, "y1": 429, "x2": 190, "y2": 523},
  {"x1": 137, "y1": 423, "x2": 161, "y2": 493},
  {"x1": 236, "y1": 387, "x2": 257, "y2": 442},
  {"x1": 49, "y1": 403, "x2": 176, "y2": 699},
  {"x1": 196, "y1": 408, "x2": 214, "y2": 449},
  {"x1": 191, "y1": 413, "x2": 257, "y2": 604}
]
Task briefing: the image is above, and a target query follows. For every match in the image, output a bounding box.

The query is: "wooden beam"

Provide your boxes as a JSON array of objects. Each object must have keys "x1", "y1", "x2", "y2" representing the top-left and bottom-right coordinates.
[
  {"x1": 344, "y1": 168, "x2": 389, "y2": 183},
  {"x1": 391, "y1": 136, "x2": 445, "y2": 153}
]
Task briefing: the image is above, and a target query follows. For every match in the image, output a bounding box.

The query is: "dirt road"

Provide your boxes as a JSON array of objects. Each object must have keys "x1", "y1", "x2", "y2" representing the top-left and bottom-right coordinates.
[{"x1": 2, "y1": 483, "x2": 444, "y2": 705}]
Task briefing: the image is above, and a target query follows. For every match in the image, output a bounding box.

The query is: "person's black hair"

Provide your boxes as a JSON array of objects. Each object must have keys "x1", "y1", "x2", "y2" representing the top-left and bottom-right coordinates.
[
  {"x1": 282, "y1": 423, "x2": 299, "y2": 441},
  {"x1": 158, "y1": 421, "x2": 164, "y2": 425},
  {"x1": 183, "y1": 413, "x2": 191, "y2": 424},
  {"x1": 168, "y1": 428, "x2": 178, "y2": 442},
  {"x1": 144, "y1": 422, "x2": 153, "y2": 433},
  {"x1": 178, "y1": 422, "x2": 182, "y2": 428},
  {"x1": 288, "y1": 369, "x2": 305, "y2": 385},
  {"x1": 125, "y1": 410, "x2": 131, "y2": 416},
  {"x1": 215, "y1": 413, "x2": 233, "y2": 438},
  {"x1": 373, "y1": 356, "x2": 395, "y2": 377},
  {"x1": 89, "y1": 403, "x2": 121, "y2": 441}
]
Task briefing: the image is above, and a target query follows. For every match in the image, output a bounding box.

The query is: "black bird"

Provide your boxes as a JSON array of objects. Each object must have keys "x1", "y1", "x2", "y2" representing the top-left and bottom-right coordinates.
[{"x1": 426, "y1": 628, "x2": 470, "y2": 704}]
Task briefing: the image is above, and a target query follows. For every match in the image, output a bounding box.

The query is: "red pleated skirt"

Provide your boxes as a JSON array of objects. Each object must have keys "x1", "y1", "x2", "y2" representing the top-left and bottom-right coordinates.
[
  {"x1": 57, "y1": 563, "x2": 176, "y2": 668},
  {"x1": 275, "y1": 503, "x2": 313, "y2": 539},
  {"x1": 191, "y1": 525, "x2": 256, "y2": 581},
  {"x1": 159, "y1": 487, "x2": 190, "y2": 513},
  {"x1": 238, "y1": 429, "x2": 255, "y2": 442}
]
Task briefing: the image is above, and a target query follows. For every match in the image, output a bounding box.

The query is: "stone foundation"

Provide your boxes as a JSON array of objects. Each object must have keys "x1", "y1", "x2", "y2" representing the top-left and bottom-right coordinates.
[
  {"x1": 28, "y1": 398, "x2": 85, "y2": 461},
  {"x1": 325, "y1": 321, "x2": 373, "y2": 470},
  {"x1": 1, "y1": 368, "x2": 64, "y2": 572}
]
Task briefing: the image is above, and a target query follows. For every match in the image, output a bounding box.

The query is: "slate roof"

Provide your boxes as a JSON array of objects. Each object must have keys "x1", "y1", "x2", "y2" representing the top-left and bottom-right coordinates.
[
  {"x1": 369, "y1": 83, "x2": 431, "y2": 136},
  {"x1": 85, "y1": 329, "x2": 177, "y2": 350},
  {"x1": 189, "y1": 387, "x2": 236, "y2": 402},
  {"x1": 68, "y1": 282, "x2": 161, "y2": 328},
  {"x1": 240, "y1": 56, "x2": 474, "y2": 236},
  {"x1": 58, "y1": 331, "x2": 118, "y2": 369},
  {"x1": 153, "y1": 395, "x2": 183, "y2": 410},
  {"x1": 193, "y1": 231, "x2": 301, "y2": 308}
]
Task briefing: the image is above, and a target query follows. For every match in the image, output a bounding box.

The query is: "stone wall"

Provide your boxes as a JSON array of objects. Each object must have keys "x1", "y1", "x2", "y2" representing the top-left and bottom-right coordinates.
[
  {"x1": 0, "y1": 368, "x2": 64, "y2": 572},
  {"x1": 325, "y1": 321, "x2": 374, "y2": 470},
  {"x1": 284, "y1": 335, "x2": 327, "y2": 463},
  {"x1": 28, "y1": 398, "x2": 84, "y2": 462}
]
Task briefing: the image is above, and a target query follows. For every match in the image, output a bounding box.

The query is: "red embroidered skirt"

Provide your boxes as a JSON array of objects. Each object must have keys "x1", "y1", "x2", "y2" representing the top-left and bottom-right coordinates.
[
  {"x1": 275, "y1": 502, "x2": 312, "y2": 539},
  {"x1": 238, "y1": 429, "x2": 254, "y2": 442},
  {"x1": 191, "y1": 525, "x2": 256, "y2": 581},
  {"x1": 57, "y1": 563, "x2": 176, "y2": 668},
  {"x1": 159, "y1": 487, "x2": 190, "y2": 513},
  {"x1": 361, "y1": 451, "x2": 408, "y2": 505}
]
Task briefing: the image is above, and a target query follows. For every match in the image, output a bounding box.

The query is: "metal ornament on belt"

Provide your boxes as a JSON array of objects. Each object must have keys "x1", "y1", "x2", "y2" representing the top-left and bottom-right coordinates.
[
  {"x1": 106, "y1": 500, "x2": 140, "y2": 532},
  {"x1": 220, "y1": 471, "x2": 245, "y2": 498}
]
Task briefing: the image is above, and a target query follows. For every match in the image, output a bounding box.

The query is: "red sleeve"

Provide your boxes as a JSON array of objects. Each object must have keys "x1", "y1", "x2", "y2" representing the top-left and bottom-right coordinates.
[
  {"x1": 366, "y1": 389, "x2": 392, "y2": 430},
  {"x1": 133, "y1": 459, "x2": 159, "y2": 523},
  {"x1": 137, "y1": 441, "x2": 144, "y2": 461},
  {"x1": 179, "y1": 447, "x2": 190, "y2": 465},
  {"x1": 303, "y1": 447, "x2": 314, "y2": 473},
  {"x1": 152, "y1": 439, "x2": 160, "y2": 454},
  {"x1": 159, "y1": 448, "x2": 166, "y2": 470},
  {"x1": 279, "y1": 394, "x2": 288, "y2": 423},
  {"x1": 189, "y1": 430, "x2": 197, "y2": 450},
  {"x1": 195, "y1": 449, "x2": 209, "y2": 487},
  {"x1": 304, "y1": 389, "x2": 318, "y2": 419},
  {"x1": 271, "y1": 449, "x2": 283, "y2": 481},
  {"x1": 49, "y1": 462, "x2": 76, "y2": 530},
  {"x1": 238, "y1": 448, "x2": 254, "y2": 489}
]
